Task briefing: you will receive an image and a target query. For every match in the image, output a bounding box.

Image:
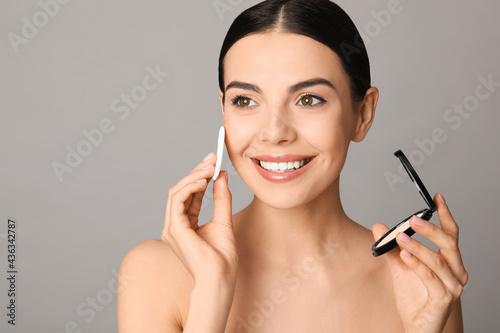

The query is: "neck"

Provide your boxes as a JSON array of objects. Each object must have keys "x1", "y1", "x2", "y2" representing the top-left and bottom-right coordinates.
[{"x1": 233, "y1": 177, "x2": 356, "y2": 268}]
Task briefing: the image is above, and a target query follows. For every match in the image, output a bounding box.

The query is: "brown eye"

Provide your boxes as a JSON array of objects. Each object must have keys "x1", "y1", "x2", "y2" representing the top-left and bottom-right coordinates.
[
  {"x1": 239, "y1": 97, "x2": 250, "y2": 107},
  {"x1": 301, "y1": 96, "x2": 313, "y2": 106},
  {"x1": 298, "y1": 94, "x2": 325, "y2": 107},
  {"x1": 231, "y1": 95, "x2": 257, "y2": 108}
]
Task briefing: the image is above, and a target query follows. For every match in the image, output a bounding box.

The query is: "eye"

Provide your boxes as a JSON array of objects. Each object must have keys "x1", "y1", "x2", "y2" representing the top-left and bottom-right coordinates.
[
  {"x1": 231, "y1": 95, "x2": 258, "y2": 108},
  {"x1": 298, "y1": 94, "x2": 326, "y2": 107}
]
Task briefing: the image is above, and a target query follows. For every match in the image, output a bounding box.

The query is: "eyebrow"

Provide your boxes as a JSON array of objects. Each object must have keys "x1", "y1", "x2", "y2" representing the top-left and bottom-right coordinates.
[{"x1": 225, "y1": 78, "x2": 336, "y2": 95}]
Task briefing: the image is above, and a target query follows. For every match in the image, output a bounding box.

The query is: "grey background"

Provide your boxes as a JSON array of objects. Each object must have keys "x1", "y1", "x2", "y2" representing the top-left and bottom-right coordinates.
[{"x1": 1, "y1": 0, "x2": 499, "y2": 332}]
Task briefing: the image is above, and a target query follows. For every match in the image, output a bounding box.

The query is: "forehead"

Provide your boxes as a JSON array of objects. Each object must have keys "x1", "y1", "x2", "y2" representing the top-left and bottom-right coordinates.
[{"x1": 223, "y1": 32, "x2": 348, "y2": 91}]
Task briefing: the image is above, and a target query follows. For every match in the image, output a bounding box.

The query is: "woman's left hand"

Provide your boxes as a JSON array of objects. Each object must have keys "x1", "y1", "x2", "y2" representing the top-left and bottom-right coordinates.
[{"x1": 372, "y1": 193, "x2": 468, "y2": 333}]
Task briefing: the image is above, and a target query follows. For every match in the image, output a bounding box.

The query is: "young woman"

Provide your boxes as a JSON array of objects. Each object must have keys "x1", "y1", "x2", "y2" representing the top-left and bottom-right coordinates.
[{"x1": 117, "y1": 1, "x2": 468, "y2": 332}]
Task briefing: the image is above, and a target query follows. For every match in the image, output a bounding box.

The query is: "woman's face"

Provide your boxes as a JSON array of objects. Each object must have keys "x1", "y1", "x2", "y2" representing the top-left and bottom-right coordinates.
[{"x1": 219, "y1": 32, "x2": 374, "y2": 209}]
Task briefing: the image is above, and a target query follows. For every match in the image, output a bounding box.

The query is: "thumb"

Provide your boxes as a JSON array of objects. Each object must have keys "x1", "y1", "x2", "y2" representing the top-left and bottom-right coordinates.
[
  {"x1": 371, "y1": 222, "x2": 390, "y2": 241},
  {"x1": 371, "y1": 223, "x2": 405, "y2": 271},
  {"x1": 212, "y1": 171, "x2": 233, "y2": 227}
]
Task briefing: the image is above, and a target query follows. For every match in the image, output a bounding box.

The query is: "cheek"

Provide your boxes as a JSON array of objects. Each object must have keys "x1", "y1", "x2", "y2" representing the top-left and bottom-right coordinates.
[
  {"x1": 223, "y1": 116, "x2": 255, "y2": 167},
  {"x1": 302, "y1": 111, "x2": 350, "y2": 153}
]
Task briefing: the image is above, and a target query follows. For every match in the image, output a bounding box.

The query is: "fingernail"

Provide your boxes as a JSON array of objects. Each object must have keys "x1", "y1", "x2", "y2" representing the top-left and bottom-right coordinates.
[
  {"x1": 224, "y1": 171, "x2": 229, "y2": 184},
  {"x1": 399, "y1": 232, "x2": 412, "y2": 244},
  {"x1": 196, "y1": 178, "x2": 207, "y2": 183},
  {"x1": 439, "y1": 193, "x2": 446, "y2": 204},
  {"x1": 203, "y1": 152, "x2": 214, "y2": 162},
  {"x1": 402, "y1": 249, "x2": 412, "y2": 258},
  {"x1": 201, "y1": 164, "x2": 213, "y2": 170},
  {"x1": 412, "y1": 215, "x2": 427, "y2": 227}
]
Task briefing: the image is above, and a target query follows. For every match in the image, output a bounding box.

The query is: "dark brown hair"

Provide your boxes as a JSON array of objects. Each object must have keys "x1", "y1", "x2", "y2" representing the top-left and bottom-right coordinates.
[{"x1": 218, "y1": 0, "x2": 371, "y2": 104}]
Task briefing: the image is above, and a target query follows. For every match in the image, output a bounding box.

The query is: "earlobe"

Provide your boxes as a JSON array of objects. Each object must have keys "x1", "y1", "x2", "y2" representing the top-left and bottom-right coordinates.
[{"x1": 352, "y1": 86, "x2": 379, "y2": 142}]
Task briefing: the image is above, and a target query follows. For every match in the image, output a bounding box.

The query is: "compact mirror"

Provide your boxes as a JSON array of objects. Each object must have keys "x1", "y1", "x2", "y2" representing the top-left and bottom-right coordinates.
[{"x1": 371, "y1": 150, "x2": 437, "y2": 257}]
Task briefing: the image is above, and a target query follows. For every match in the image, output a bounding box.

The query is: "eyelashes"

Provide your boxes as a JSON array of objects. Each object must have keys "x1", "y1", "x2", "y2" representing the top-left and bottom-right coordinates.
[{"x1": 230, "y1": 93, "x2": 326, "y2": 109}]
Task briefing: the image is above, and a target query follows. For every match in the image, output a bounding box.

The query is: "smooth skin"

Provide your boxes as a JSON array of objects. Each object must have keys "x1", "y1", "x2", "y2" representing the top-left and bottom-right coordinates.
[{"x1": 117, "y1": 31, "x2": 467, "y2": 332}]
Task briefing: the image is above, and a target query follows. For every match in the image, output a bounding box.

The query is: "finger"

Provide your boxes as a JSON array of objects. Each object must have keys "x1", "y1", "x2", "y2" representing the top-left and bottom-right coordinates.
[
  {"x1": 168, "y1": 153, "x2": 216, "y2": 206},
  {"x1": 434, "y1": 192, "x2": 467, "y2": 285},
  {"x1": 409, "y1": 214, "x2": 468, "y2": 286},
  {"x1": 167, "y1": 179, "x2": 217, "y2": 257},
  {"x1": 190, "y1": 152, "x2": 216, "y2": 174},
  {"x1": 185, "y1": 189, "x2": 206, "y2": 218},
  {"x1": 169, "y1": 180, "x2": 210, "y2": 232},
  {"x1": 434, "y1": 193, "x2": 459, "y2": 238},
  {"x1": 396, "y1": 232, "x2": 464, "y2": 298},
  {"x1": 184, "y1": 181, "x2": 209, "y2": 230},
  {"x1": 168, "y1": 153, "x2": 216, "y2": 207},
  {"x1": 398, "y1": 250, "x2": 455, "y2": 305},
  {"x1": 162, "y1": 180, "x2": 208, "y2": 267},
  {"x1": 212, "y1": 171, "x2": 233, "y2": 228},
  {"x1": 185, "y1": 164, "x2": 215, "y2": 219},
  {"x1": 164, "y1": 154, "x2": 217, "y2": 232},
  {"x1": 371, "y1": 223, "x2": 406, "y2": 272}
]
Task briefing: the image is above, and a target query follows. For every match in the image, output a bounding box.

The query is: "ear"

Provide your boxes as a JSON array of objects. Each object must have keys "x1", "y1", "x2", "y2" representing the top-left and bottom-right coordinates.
[
  {"x1": 219, "y1": 90, "x2": 225, "y2": 116},
  {"x1": 352, "y1": 86, "x2": 379, "y2": 142}
]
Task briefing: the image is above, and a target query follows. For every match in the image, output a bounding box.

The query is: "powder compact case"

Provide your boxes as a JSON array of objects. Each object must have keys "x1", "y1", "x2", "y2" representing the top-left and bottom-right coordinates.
[{"x1": 371, "y1": 149, "x2": 437, "y2": 257}]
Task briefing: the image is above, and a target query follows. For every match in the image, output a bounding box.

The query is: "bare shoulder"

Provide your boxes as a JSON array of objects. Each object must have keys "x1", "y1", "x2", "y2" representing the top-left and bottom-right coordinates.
[
  {"x1": 348, "y1": 221, "x2": 403, "y2": 329},
  {"x1": 348, "y1": 219, "x2": 396, "y2": 298},
  {"x1": 117, "y1": 239, "x2": 193, "y2": 333}
]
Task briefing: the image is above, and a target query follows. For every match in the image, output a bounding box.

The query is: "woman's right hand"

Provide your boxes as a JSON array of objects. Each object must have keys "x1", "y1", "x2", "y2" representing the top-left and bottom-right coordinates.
[{"x1": 162, "y1": 152, "x2": 238, "y2": 287}]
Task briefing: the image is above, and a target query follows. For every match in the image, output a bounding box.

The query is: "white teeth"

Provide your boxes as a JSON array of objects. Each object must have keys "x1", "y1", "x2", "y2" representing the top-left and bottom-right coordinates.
[{"x1": 259, "y1": 158, "x2": 311, "y2": 172}]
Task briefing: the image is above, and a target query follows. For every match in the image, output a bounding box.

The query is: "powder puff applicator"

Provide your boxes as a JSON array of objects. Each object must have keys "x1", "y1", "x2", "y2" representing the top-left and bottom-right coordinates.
[{"x1": 212, "y1": 125, "x2": 225, "y2": 181}]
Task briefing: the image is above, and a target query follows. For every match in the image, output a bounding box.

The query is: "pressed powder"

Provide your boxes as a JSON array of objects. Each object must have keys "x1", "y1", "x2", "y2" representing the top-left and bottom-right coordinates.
[{"x1": 376, "y1": 210, "x2": 427, "y2": 247}]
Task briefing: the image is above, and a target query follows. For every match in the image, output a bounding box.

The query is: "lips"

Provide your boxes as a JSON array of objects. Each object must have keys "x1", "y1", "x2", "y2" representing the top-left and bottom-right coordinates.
[{"x1": 251, "y1": 155, "x2": 316, "y2": 183}]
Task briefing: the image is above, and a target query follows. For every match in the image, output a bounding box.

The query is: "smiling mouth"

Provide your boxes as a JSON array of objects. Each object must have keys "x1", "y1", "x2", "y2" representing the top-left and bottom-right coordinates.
[{"x1": 252, "y1": 157, "x2": 314, "y2": 173}]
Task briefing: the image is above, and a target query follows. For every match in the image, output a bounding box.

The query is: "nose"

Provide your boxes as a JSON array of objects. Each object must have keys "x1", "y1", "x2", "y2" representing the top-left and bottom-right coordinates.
[{"x1": 259, "y1": 108, "x2": 297, "y2": 145}]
